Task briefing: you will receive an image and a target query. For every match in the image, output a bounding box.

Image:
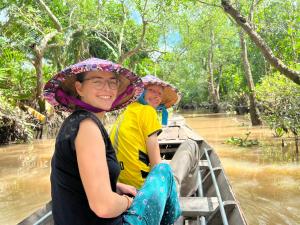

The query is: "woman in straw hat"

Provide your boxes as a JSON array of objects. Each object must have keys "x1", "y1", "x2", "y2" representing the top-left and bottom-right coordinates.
[
  {"x1": 44, "y1": 59, "x2": 181, "y2": 225},
  {"x1": 110, "y1": 74, "x2": 200, "y2": 197}
]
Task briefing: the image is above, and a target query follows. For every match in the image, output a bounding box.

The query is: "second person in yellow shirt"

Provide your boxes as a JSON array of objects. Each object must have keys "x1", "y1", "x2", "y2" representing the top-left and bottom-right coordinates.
[{"x1": 110, "y1": 75, "x2": 200, "y2": 196}]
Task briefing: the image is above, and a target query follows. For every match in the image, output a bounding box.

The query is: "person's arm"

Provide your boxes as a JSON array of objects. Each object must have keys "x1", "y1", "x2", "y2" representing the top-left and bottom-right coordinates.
[
  {"x1": 146, "y1": 133, "x2": 162, "y2": 167},
  {"x1": 75, "y1": 119, "x2": 132, "y2": 218}
]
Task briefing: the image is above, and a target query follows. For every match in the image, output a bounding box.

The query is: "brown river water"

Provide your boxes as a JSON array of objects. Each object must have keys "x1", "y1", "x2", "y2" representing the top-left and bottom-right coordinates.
[{"x1": 0, "y1": 113, "x2": 299, "y2": 225}]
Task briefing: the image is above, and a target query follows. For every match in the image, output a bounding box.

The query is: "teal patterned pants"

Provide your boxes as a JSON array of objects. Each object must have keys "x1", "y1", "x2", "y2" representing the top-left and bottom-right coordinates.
[{"x1": 123, "y1": 163, "x2": 181, "y2": 225}]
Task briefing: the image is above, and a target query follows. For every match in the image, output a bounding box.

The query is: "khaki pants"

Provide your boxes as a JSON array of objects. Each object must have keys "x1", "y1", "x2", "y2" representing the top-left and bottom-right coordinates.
[{"x1": 170, "y1": 139, "x2": 200, "y2": 197}]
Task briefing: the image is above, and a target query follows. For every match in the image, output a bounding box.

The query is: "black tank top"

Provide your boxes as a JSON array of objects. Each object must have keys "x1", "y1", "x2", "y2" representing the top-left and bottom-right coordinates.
[{"x1": 51, "y1": 110, "x2": 122, "y2": 225}]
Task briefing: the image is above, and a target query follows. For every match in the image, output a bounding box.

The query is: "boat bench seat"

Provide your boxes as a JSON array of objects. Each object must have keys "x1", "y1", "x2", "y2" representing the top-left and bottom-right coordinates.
[
  {"x1": 179, "y1": 197, "x2": 218, "y2": 217},
  {"x1": 162, "y1": 159, "x2": 209, "y2": 169}
]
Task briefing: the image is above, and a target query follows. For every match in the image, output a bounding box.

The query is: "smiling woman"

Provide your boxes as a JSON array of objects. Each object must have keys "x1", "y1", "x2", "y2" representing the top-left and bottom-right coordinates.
[
  {"x1": 74, "y1": 71, "x2": 120, "y2": 112},
  {"x1": 44, "y1": 58, "x2": 142, "y2": 113}
]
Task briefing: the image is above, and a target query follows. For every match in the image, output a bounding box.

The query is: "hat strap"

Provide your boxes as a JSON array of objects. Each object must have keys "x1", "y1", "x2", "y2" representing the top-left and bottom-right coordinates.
[
  {"x1": 137, "y1": 91, "x2": 147, "y2": 105},
  {"x1": 56, "y1": 89, "x2": 103, "y2": 113},
  {"x1": 156, "y1": 104, "x2": 168, "y2": 126},
  {"x1": 138, "y1": 90, "x2": 168, "y2": 126}
]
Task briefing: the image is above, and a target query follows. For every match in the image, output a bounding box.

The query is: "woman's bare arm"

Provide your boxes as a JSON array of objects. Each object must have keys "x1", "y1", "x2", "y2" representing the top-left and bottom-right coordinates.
[
  {"x1": 75, "y1": 119, "x2": 131, "y2": 218},
  {"x1": 146, "y1": 133, "x2": 162, "y2": 166}
]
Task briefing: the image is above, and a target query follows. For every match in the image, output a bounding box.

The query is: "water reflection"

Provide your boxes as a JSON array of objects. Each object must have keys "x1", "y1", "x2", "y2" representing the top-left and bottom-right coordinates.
[
  {"x1": 0, "y1": 140, "x2": 54, "y2": 225},
  {"x1": 184, "y1": 112, "x2": 300, "y2": 225}
]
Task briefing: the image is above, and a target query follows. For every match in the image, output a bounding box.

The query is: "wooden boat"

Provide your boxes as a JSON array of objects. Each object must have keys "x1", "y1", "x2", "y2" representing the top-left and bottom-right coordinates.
[
  {"x1": 18, "y1": 115, "x2": 247, "y2": 225},
  {"x1": 160, "y1": 115, "x2": 248, "y2": 225}
]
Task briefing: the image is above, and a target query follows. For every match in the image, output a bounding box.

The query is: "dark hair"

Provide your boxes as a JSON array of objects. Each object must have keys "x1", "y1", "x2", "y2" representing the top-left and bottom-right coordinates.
[
  {"x1": 76, "y1": 72, "x2": 86, "y2": 82},
  {"x1": 60, "y1": 72, "x2": 86, "y2": 98}
]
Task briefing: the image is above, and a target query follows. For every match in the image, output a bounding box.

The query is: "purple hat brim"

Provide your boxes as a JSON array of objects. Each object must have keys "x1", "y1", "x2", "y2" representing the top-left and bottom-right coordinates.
[{"x1": 43, "y1": 58, "x2": 144, "y2": 112}]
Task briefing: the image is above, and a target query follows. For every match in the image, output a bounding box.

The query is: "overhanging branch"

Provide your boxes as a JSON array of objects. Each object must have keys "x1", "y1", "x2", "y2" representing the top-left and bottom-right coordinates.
[
  {"x1": 221, "y1": 0, "x2": 300, "y2": 85},
  {"x1": 37, "y1": 0, "x2": 62, "y2": 32}
]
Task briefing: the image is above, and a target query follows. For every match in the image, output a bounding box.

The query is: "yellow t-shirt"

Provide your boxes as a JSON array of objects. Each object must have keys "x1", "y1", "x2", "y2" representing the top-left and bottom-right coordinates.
[{"x1": 110, "y1": 102, "x2": 162, "y2": 189}]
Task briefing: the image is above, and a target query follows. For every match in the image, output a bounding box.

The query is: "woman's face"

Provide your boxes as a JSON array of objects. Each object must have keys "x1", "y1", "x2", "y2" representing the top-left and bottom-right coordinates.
[
  {"x1": 75, "y1": 71, "x2": 119, "y2": 111},
  {"x1": 144, "y1": 85, "x2": 163, "y2": 108}
]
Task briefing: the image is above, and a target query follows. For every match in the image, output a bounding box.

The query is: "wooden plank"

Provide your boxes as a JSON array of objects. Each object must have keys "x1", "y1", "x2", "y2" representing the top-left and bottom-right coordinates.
[
  {"x1": 159, "y1": 139, "x2": 185, "y2": 145},
  {"x1": 179, "y1": 197, "x2": 218, "y2": 217},
  {"x1": 158, "y1": 123, "x2": 204, "y2": 144},
  {"x1": 168, "y1": 115, "x2": 186, "y2": 126},
  {"x1": 158, "y1": 126, "x2": 180, "y2": 140},
  {"x1": 199, "y1": 160, "x2": 209, "y2": 168},
  {"x1": 163, "y1": 159, "x2": 208, "y2": 169},
  {"x1": 178, "y1": 125, "x2": 203, "y2": 142},
  {"x1": 178, "y1": 127, "x2": 189, "y2": 139}
]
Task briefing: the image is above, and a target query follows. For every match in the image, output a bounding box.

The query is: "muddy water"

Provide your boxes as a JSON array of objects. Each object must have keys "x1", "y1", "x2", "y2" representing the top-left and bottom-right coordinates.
[
  {"x1": 0, "y1": 140, "x2": 54, "y2": 225},
  {"x1": 184, "y1": 112, "x2": 300, "y2": 225},
  {"x1": 0, "y1": 113, "x2": 300, "y2": 225}
]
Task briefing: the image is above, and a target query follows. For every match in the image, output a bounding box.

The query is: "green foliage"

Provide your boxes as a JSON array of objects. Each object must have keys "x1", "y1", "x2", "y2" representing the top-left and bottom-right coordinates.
[
  {"x1": 0, "y1": 40, "x2": 36, "y2": 102},
  {"x1": 157, "y1": 51, "x2": 209, "y2": 106},
  {"x1": 256, "y1": 72, "x2": 300, "y2": 137},
  {"x1": 255, "y1": 0, "x2": 300, "y2": 64},
  {"x1": 274, "y1": 127, "x2": 285, "y2": 137},
  {"x1": 220, "y1": 66, "x2": 245, "y2": 100},
  {"x1": 225, "y1": 131, "x2": 259, "y2": 147},
  {"x1": 1, "y1": 0, "x2": 299, "y2": 113}
]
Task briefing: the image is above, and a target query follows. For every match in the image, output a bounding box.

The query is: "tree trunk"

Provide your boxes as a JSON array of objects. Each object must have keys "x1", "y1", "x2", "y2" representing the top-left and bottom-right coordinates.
[
  {"x1": 32, "y1": 46, "x2": 45, "y2": 113},
  {"x1": 207, "y1": 30, "x2": 220, "y2": 113},
  {"x1": 221, "y1": 0, "x2": 300, "y2": 85},
  {"x1": 295, "y1": 135, "x2": 299, "y2": 162},
  {"x1": 239, "y1": 31, "x2": 262, "y2": 125},
  {"x1": 32, "y1": 0, "x2": 62, "y2": 112},
  {"x1": 215, "y1": 65, "x2": 222, "y2": 102},
  {"x1": 31, "y1": 31, "x2": 59, "y2": 112},
  {"x1": 207, "y1": 32, "x2": 214, "y2": 103}
]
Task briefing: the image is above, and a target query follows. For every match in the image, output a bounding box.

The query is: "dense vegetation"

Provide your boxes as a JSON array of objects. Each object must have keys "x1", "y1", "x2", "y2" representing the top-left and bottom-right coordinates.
[{"x1": 0, "y1": 0, "x2": 299, "y2": 147}]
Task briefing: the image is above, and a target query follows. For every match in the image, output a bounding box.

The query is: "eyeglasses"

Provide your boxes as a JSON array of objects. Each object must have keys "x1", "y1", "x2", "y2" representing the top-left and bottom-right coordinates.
[{"x1": 82, "y1": 77, "x2": 120, "y2": 90}]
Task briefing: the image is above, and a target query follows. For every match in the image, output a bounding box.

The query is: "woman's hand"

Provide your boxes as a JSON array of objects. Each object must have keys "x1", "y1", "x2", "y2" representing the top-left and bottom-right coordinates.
[
  {"x1": 116, "y1": 182, "x2": 137, "y2": 197},
  {"x1": 123, "y1": 195, "x2": 134, "y2": 210}
]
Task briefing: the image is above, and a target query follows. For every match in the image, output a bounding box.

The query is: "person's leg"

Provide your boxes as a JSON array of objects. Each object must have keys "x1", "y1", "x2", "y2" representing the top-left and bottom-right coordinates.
[
  {"x1": 170, "y1": 139, "x2": 200, "y2": 197},
  {"x1": 123, "y1": 163, "x2": 181, "y2": 225}
]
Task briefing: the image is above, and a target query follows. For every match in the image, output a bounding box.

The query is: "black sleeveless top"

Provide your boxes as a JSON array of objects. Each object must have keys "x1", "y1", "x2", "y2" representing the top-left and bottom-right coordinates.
[{"x1": 51, "y1": 110, "x2": 122, "y2": 225}]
